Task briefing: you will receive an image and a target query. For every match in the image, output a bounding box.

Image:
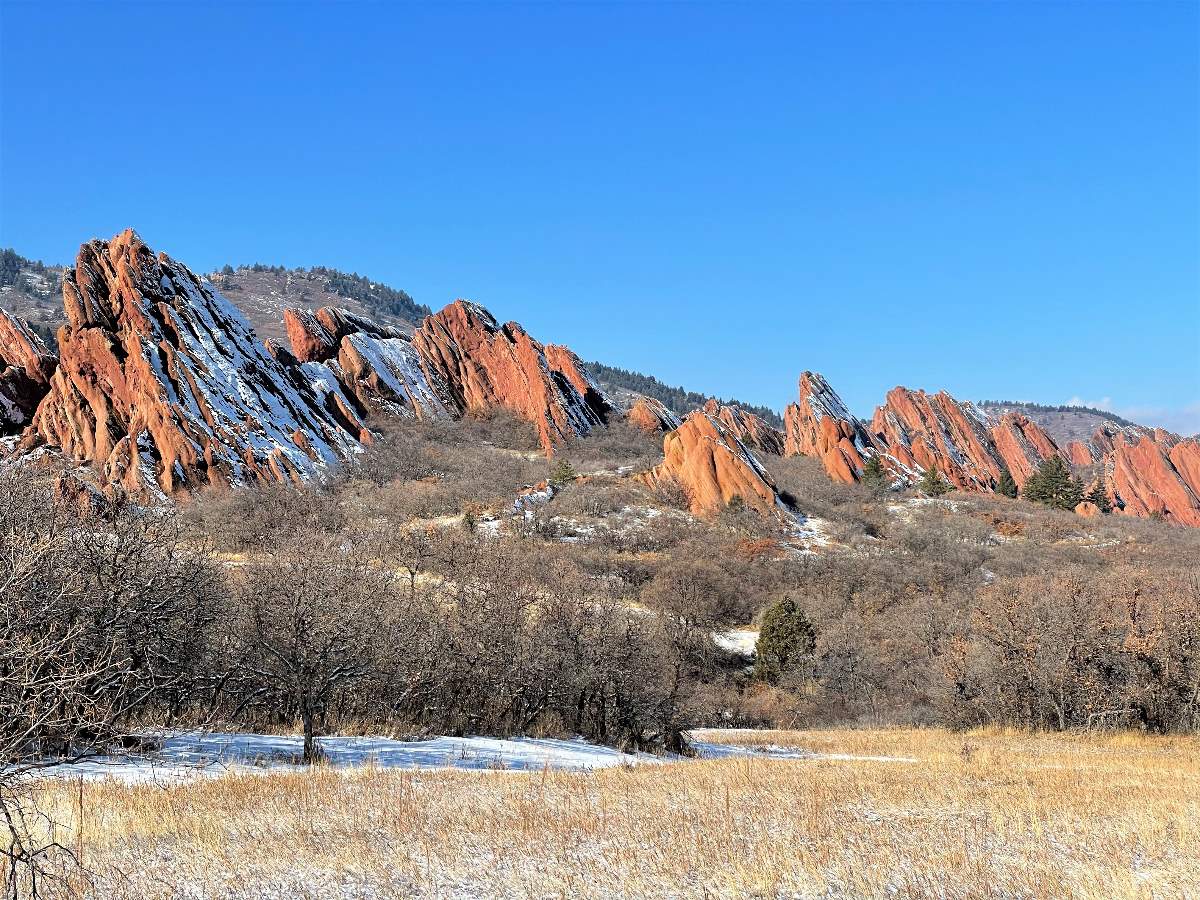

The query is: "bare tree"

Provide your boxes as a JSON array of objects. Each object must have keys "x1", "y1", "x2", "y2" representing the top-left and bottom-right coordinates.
[{"x1": 227, "y1": 529, "x2": 397, "y2": 763}]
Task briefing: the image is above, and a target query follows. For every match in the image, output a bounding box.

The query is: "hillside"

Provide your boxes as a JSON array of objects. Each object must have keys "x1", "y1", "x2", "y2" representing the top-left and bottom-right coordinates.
[
  {"x1": 210, "y1": 264, "x2": 430, "y2": 343},
  {"x1": 0, "y1": 249, "x2": 65, "y2": 345},
  {"x1": 585, "y1": 359, "x2": 783, "y2": 427},
  {"x1": 979, "y1": 400, "x2": 1140, "y2": 445}
]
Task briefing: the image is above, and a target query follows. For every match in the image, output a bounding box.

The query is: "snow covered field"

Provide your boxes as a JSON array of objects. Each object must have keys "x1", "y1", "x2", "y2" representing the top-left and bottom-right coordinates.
[{"x1": 32, "y1": 728, "x2": 916, "y2": 784}]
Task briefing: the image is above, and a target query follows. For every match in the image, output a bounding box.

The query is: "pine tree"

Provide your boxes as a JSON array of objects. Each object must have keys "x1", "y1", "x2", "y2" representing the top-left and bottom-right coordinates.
[
  {"x1": 996, "y1": 465, "x2": 1018, "y2": 498},
  {"x1": 1086, "y1": 473, "x2": 1112, "y2": 513},
  {"x1": 919, "y1": 466, "x2": 951, "y2": 497},
  {"x1": 753, "y1": 597, "x2": 816, "y2": 684},
  {"x1": 1023, "y1": 456, "x2": 1083, "y2": 511},
  {"x1": 860, "y1": 455, "x2": 888, "y2": 494},
  {"x1": 548, "y1": 458, "x2": 577, "y2": 486}
]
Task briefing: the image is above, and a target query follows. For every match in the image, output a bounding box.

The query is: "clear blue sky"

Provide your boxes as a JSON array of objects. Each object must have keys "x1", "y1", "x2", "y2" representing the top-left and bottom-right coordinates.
[{"x1": 2, "y1": 1, "x2": 1197, "y2": 431}]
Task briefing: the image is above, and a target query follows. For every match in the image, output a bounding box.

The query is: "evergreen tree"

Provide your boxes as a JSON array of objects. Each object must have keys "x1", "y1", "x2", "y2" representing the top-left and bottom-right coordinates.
[
  {"x1": 859, "y1": 455, "x2": 888, "y2": 494},
  {"x1": 996, "y1": 465, "x2": 1018, "y2": 498},
  {"x1": 919, "y1": 466, "x2": 951, "y2": 497},
  {"x1": 548, "y1": 458, "x2": 577, "y2": 486},
  {"x1": 1086, "y1": 473, "x2": 1112, "y2": 513},
  {"x1": 1023, "y1": 456, "x2": 1083, "y2": 510},
  {"x1": 753, "y1": 597, "x2": 816, "y2": 684}
]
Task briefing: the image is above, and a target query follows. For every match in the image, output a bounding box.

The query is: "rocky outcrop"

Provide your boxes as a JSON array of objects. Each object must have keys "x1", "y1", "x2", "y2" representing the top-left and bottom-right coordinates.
[
  {"x1": 412, "y1": 300, "x2": 609, "y2": 452},
  {"x1": 639, "y1": 410, "x2": 789, "y2": 519},
  {"x1": 21, "y1": 230, "x2": 364, "y2": 497},
  {"x1": 1060, "y1": 424, "x2": 1200, "y2": 527},
  {"x1": 1074, "y1": 501, "x2": 1101, "y2": 518},
  {"x1": 1106, "y1": 432, "x2": 1200, "y2": 527},
  {"x1": 279, "y1": 305, "x2": 452, "y2": 425},
  {"x1": 783, "y1": 371, "x2": 884, "y2": 483},
  {"x1": 869, "y1": 388, "x2": 1003, "y2": 490},
  {"x1": 988, "y1": 412, "x2": 1060, "y2": 488},
  {"x1": 0, "y1": 310, "x2": 56, "y2": 434},
  {"x1": 781, "y1": 376, "x2": 1059, "y2": 494},
  {"x1": 702, "y1": 399, "x2": 784, "y2": 456},
  {"x1": 626, "y1": 396, "x2": 681, "y2": 433},
  {"x1": 544, "y1": 344, "x2": 612, "y2": 422},
  {"x1": 4, "y1": 232, "x2": 618, "y2": 498},
  {"x1": 283, "y1": 306, "x2": 404, "y2": 365}
]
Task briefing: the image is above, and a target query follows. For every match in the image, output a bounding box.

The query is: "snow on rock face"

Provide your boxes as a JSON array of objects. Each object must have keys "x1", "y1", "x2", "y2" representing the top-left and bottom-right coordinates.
[
  {"x1": 782, "y1": 375, "x2": 1058, "y2": 495},
  {"x1": 870, "y1": 387, "x2": 1004, "y2": 490},
  {"x1": 282, "y1": 305, "x2": 455, "y2": 424},
  {"x1": 0, "y1": 310, "x2": 56, "y2": 434},
  {"x1": 626, "y1": 395, "x2": 681, "y2": 433},
  {"x1": 545, "y1": 343, "x2": 613, "y2": 420},
  {"x1": 412, "y1": 299, "x2": 609, "y2": 452},
  {"x1": 283, "y1": 306, "x2": 406, "y2": 365},
  {"x1": 702, "y1": 399, "x2": 784, "y2": 455},
  {"x1": 639, "y1": 410, "x2": 791, "y2": 520},
  {"x1": 22, "y1": 230, "x2": 365, "y2": 497},
  {"x1": 783, "y1": 371, "x2": 884, "y2": 483}
]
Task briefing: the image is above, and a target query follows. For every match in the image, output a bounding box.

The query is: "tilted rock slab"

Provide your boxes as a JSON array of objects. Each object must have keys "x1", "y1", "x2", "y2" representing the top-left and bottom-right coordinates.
[
  {"x1": 639, "y1": 410, "x2": 790, "y2": 520},
  {"x1": 21, "y1": 230, "x2": 365, "y2": 497},
  {"x1": 702, "y1": 399, "x2": 784, "y2": 456},
  {"x1": 783, "y1": 371, "x2": 885, "y2": 483},
  {"x1": 0, "y1": 310, "x2": 56, "y2": 434},
  {"x1": 411, "y1": 300, "x2": 609, "y2": 452},
  {"x1": 626, "y1": 396, "x2": 681, "y2": 433}
]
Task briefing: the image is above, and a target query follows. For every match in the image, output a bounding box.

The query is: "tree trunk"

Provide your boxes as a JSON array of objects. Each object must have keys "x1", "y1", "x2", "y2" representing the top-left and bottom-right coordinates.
[{"x1": 302, "y1": 705, "x2": 317, "y2": 764}]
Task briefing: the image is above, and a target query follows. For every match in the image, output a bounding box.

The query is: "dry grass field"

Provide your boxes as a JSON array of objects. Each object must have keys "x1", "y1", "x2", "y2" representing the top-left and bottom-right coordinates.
[{"x1": 26, "y1": 727, "x2": 1200, "y2": 900}]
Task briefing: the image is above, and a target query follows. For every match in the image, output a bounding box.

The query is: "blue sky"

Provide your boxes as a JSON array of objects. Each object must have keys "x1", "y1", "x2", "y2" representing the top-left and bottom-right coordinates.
[{"x1": 2, "y1": 1, "x2": 1196, "y2": 431}]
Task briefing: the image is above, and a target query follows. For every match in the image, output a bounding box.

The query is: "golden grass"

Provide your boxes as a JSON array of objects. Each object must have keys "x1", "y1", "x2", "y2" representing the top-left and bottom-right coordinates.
[{"x1": 29, "y1": 728, "x2": 1200, "y2": 899}]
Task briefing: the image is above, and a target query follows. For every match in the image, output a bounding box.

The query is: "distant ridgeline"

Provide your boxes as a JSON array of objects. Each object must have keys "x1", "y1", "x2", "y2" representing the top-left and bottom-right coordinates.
[
  {"x1": 0, "y1": 249, "x2": 64, "y2": 298},
  {"x1": 979, "y1": 400, "x2": 1137, "y2": 429},
  {"x1": 585, "y1": 359, "x2": 783, "y2": 427},
  {"x1": 218, "y1": 262, "x2": 432, "y2": 322}
]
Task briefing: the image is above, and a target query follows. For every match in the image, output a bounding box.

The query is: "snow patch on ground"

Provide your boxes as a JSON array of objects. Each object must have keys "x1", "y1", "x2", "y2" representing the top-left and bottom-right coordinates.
[
  {"x1": 30, "y1": 728, "x2": 917, "y2": 785},
  {"x1": 712, "y1": 629, "x2": 759, "y2": 656},
  {"x1": 35, "y1": 733, "x2": 652, "y2": 784}
]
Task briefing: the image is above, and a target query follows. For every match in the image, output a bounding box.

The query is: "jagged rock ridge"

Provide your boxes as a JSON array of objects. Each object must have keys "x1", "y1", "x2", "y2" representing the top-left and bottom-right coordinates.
[
  {"x1": 411, "y1": 300, "x2": 609, "y2": 452},
  {"x1": 1069, "y1": 424, "x2": 1200, "y2": 526},
  {"x1": 3, "y1": 231, "x2": 615, "y2": 497},
  {"x1": 783, "y1": 371, "x2": 888, "y2": 483},
  {"x1": 19, "y1": 230, "x2": 367, "y2": 497},
  {"x1": 702, "y1": 399, "x2": 784, "y2": 456}
]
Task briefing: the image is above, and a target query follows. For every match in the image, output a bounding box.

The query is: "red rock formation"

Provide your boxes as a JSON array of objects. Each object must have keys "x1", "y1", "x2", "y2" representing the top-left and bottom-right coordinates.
[
  {"x1": 869, "y1": 388, "x2": 1005, "y2": 490},
  {"x1": 281, "y1": 305, "x2": 452, "y2": 427},
  {"x1": 1061, "y1": 424, "x2": 1200, "y2": 526},
  {"x1": 989, "y1": 412, "x2": 1060, "y2": 488},
  {"x1": 627, "y1": 396, "x2": 681, "y2": 433},
  {"x1": 545, "y1": 344, "x2": 612, "y2": 421},
  {"x1": 0, "y1": 310, "x2": 56, "y2": 434},
  {"x1": 283, "y1": 306, "x2": 405, "y2": 364},
  {"x1": 1106, "y1": 432, "x2": 1200, "y2": 527},
  {"x1": 1074, "y1": 501, "x2": 1101, "y2": 518},
  {"x1": 702, "y1": 399, "x2": 784, "y2": 456},
  {"x1": 639, "y1": 410, "x2": 788, "y2": 519},
  {"x1": 22, "y1": 230, "x2": 365, "y2": 497},
  {"x1": 1066, "y1": 440, "x2": 1095, "y2": 467},
  {"x1": 412, "y1": 300, "x2": 608, "y2": 452},
  {"x1": 783, "y1": 371, "x2": 885, "y2": 484}
]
